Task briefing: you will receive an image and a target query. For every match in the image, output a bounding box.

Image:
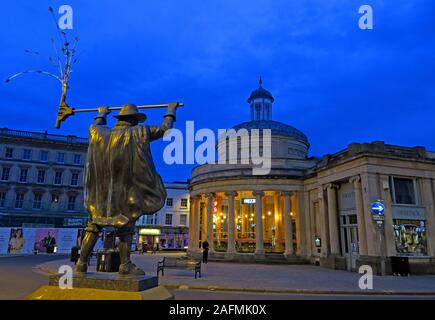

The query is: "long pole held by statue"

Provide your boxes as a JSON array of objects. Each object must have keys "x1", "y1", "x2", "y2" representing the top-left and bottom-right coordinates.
[{"x1": 6, "y1": 6, "x2": 183, "y2": 130}]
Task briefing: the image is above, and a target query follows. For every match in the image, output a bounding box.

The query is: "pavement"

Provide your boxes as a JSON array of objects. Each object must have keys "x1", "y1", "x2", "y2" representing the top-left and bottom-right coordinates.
[
  {"x1": 35, "y1": 252, "x2": 435, "y2": 296},
  {"x1": 0, "y1": 254, "x2": 68, "y2": 300}
]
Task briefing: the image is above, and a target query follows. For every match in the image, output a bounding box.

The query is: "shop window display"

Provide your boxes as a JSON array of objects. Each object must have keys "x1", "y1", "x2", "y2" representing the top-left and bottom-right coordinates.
[{"x1": 393, "y1": 220, "x2": 427, "y2": 256}]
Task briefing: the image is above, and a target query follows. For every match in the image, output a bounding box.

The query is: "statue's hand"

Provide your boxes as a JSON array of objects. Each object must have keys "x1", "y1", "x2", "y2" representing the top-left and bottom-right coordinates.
[
  {"x1": 165, "y1": 102, "x2": 179, "y2": 120},
  {"x1": 97, "y1": 106, "x2": 111, "y2": 116}
]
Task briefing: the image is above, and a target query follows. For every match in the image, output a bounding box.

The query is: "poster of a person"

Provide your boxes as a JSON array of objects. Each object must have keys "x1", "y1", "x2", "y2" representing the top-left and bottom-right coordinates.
[
  {"x1": 34, "y1": 229, "x2": 58, "y2": 253},
  {"x1": 8, "y1": 228, "x2": 25, "y2": 254}
]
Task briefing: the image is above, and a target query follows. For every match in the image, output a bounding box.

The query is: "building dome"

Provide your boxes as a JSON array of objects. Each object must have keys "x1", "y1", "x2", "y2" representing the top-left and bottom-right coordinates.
[
  {"x1": 231, "y1": 120, "x2": 309, "y2": 146},
  {"x1": 247, "y1": 79, "x2": 275, "y2": 103},
  {"x1": 217, "y1": 79, "x2": 310, "y2": 161}
]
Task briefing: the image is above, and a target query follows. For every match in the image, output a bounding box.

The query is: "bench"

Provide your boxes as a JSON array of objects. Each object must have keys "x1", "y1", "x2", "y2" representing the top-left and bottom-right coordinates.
[{"x1": 157, "y1": 257, "x2": 201, "y2": 278}]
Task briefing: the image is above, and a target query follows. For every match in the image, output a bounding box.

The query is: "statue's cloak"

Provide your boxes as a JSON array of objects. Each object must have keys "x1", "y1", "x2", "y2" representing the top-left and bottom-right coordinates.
[{"x1": 84, "y1": 123, "x2": 167, "y2": 227}]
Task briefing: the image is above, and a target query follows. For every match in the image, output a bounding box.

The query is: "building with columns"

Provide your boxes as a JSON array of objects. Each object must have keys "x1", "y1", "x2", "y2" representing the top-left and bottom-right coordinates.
[{"x1": 188, "y1": 79, "x2": 435, "y2": 274}]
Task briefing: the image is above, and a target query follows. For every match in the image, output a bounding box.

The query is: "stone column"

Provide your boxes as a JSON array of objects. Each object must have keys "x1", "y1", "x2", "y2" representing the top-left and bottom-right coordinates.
[
  {"x1": 349, "y1": 175, "x2": 368, "y2": 256},
  {"x1": 297, "y1": 191, "x2": 308, "y2": 256},
  {"x1": 303, "y1": 190, "x2": 312, "y2": 256},
  {"x1": 192, "y1": 195, "x2": 201, "y2": 253},
  {"x1": 360, "y1": 172, "x2": 381, "y2": 256},
  {"x1": 188, "y1": 197, "x2": 195, "y2": 253},
  {"x1": 273, "y1": 192, "x2": 282, "y2": 242},
  {"x1": 253, "y1": 191, "x2": 265, "y2": 255},
  {"x1": 206, "y1": 193, "x2": 215, "y2": 252},
  {"x1": 282, "y1": 191, "x2": 294, "y2": 255},
  {"x1": 422, "y1": 179, "x2": 435, "y2": 256},
  {"x1": 225, "y1": 191, "x2": 237, "y2": 254},
  {"x1": 325, "y1": 183, "x2": 340, "y2": 255},
  {"x1": 379, "y1": 174, "x2": 397, "y2": 257},
  {"x1": 318, "y1": 188, "x2": 329, "y2": 256}
]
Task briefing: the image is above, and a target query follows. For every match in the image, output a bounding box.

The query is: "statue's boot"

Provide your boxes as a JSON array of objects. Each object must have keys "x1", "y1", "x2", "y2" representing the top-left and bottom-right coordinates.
[
  {"x1": 118, "y1": 232, "x2": 145, "y2": 276},
  {"x1": 76, "y1": 231, "x2": 99, "y2": 273},
  {"x1": 119, "y1": 261, "x2": 146, "y2": 276}
]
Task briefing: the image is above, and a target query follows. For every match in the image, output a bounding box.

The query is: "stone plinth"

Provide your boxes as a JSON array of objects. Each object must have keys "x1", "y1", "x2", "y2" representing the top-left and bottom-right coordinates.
[
  {"x1": 48, "y1": 272, "x2": 158, "y2": 292},
  {"x1": 28, "y1": 272, "x2": 173, "y2": 300}
]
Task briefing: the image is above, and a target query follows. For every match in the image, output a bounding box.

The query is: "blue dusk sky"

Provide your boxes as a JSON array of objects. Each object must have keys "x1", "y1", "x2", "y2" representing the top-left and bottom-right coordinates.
[{"x1": 1, "y1": 1, "x2": 434, "y2": 181}]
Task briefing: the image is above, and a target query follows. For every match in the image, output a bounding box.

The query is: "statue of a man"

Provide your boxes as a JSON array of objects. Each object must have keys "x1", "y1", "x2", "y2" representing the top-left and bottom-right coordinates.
[{"x1": 76, "y1": 102, "x2": 178, "y2": 275}]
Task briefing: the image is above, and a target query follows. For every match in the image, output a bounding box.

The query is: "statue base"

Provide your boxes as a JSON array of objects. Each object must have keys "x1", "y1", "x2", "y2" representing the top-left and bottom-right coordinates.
[{"x1": 28, "y1": 272, "x2": 173, "y2": 300}]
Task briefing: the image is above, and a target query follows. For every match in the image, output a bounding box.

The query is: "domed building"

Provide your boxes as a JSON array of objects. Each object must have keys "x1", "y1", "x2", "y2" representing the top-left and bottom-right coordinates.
[{"x1": 188, "y1": 79, "x2": 435, "y2": 274}]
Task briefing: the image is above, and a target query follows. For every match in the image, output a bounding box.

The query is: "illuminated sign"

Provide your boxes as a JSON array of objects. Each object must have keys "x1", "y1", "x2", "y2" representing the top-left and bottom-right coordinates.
[
  {"x1": 241, "y1": 198, "x2": 256, "y2": 204},
  {"x1": 139, "y1": 228, "x2": 161, "y2": 236},
  {"x1": 314, "y1": 237, "x2": 321, "y2": 247}
]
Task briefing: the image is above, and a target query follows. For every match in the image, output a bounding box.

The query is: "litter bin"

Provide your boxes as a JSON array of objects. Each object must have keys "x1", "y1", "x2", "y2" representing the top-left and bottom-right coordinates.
[
  {"x1": 391, "y1": 256, "x2": 410, "y2": 276},
  {"x1": 70, "y1": 246, "x2": 80, "y2": 264},
  {"x1": 96, "y1": 250, "x2": 120, "y2": 272}
]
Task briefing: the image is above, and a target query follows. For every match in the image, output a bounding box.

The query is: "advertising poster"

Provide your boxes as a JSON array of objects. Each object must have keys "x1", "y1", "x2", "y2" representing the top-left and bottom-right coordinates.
[
  {"x1": 0, "y1": 228, "x2": 11, "y2": 254},
  {"x1": 57, "y1": 228, "x2": 79, "y2": 253},
  {"x1": 34, "y1": 228, "x2": 58, "y2": 253},
  {"x1": 18, "y1": 228, "x2": 36, "y2": 254},
  {"x1": 7, "y1": 228, "x2": 36, "y2": 254}
]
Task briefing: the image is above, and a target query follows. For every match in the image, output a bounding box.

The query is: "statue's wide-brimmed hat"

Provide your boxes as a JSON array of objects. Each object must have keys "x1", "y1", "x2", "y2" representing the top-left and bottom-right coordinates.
[{"x1": 114, "y1": 103, "x2": 146, "y2": 122}]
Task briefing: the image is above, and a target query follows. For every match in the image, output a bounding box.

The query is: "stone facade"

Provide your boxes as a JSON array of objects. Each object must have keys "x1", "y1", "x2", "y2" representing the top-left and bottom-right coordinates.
[
  {"x1": 188, "y1": 81, "x2": 435, "y2": 274},
  {"x1": 136, "y1": 182, "x2": 190, "y2": 250},
  {"x1": 0, "y1": 128, "x2": 88, "y2": 227}
]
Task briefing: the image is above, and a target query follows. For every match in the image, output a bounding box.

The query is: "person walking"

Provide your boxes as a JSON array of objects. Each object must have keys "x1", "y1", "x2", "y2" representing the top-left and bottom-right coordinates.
[{"x1": 202, "y1": 240, "x2": 209, "y2": 264}]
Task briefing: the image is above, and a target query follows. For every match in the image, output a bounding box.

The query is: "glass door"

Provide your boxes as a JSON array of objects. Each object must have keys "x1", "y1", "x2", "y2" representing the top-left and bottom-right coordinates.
[{"x1": 340, "y1": 215, "x2": 359, "y2": 271}]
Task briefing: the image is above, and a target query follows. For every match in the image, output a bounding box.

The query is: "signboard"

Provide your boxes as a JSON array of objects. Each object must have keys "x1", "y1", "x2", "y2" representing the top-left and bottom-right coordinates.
[
  {"x1": 241, "y1": 198, "x2": 256, "y2": 204},
  {"x1": 392, "y1": 205, "x2": 425, "y2": 220},
  {"x1": 139, "y1": 228, "x2": 161, "y2": 236},
  {"x1": 371, "y1": 201, "x2": 385, "y2": 221}
]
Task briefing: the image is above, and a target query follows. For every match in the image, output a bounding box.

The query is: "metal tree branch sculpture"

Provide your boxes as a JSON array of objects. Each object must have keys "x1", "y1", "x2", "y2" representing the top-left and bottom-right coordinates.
[
  {"x1": 5, "y1": 7, "x2": 80, "y2": 128},
  {"x1": 6, "y1": 7, "x2": 183, "y2": 129}
]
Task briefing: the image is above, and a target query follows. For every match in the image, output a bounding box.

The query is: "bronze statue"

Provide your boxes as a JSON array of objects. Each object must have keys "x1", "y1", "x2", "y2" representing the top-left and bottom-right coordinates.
[{"x1": 76, "y1": 102, "x2": 179, "y2": 275}]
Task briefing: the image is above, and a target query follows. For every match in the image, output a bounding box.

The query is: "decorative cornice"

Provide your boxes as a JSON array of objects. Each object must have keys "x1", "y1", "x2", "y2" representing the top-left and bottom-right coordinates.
[
  {"x1": 323, "y1": 183, "x2": 339, "y2": 191},
  {"x1": 252, "y1": 190, "x2": 265, "y2": 197},
  {"x1": 224, "y1": 191, "x2": 238, "y2": 198},
  {"x1": 349, "y1": 175, "x2": 361, "y2": 185}
]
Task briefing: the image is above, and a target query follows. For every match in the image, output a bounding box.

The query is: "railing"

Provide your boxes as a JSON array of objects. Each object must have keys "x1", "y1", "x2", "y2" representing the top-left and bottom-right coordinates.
[
  {"x1": 0, "y1": 128, "x2": 88, "y2": 145},
  {"x1": 0, "y1": 199, "x2": 85, "y2": 213}
]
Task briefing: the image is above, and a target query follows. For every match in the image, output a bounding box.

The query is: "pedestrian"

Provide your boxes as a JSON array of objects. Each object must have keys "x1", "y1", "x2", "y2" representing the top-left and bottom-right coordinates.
[{"x1": 202, "y1": 240, "x2": 209, "y2": 264}]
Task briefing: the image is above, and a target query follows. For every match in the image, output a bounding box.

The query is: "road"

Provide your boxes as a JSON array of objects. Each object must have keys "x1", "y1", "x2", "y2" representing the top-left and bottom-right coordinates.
[
  {"x1": 1, "y1": 255, "x2": 434, "y2": 300},
  {"x1": 0, "y1": 254, "x2": 67, "y2": 300},
  {"x1": 169, "y1": 289, "x2": 435, "y2": 300}
]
